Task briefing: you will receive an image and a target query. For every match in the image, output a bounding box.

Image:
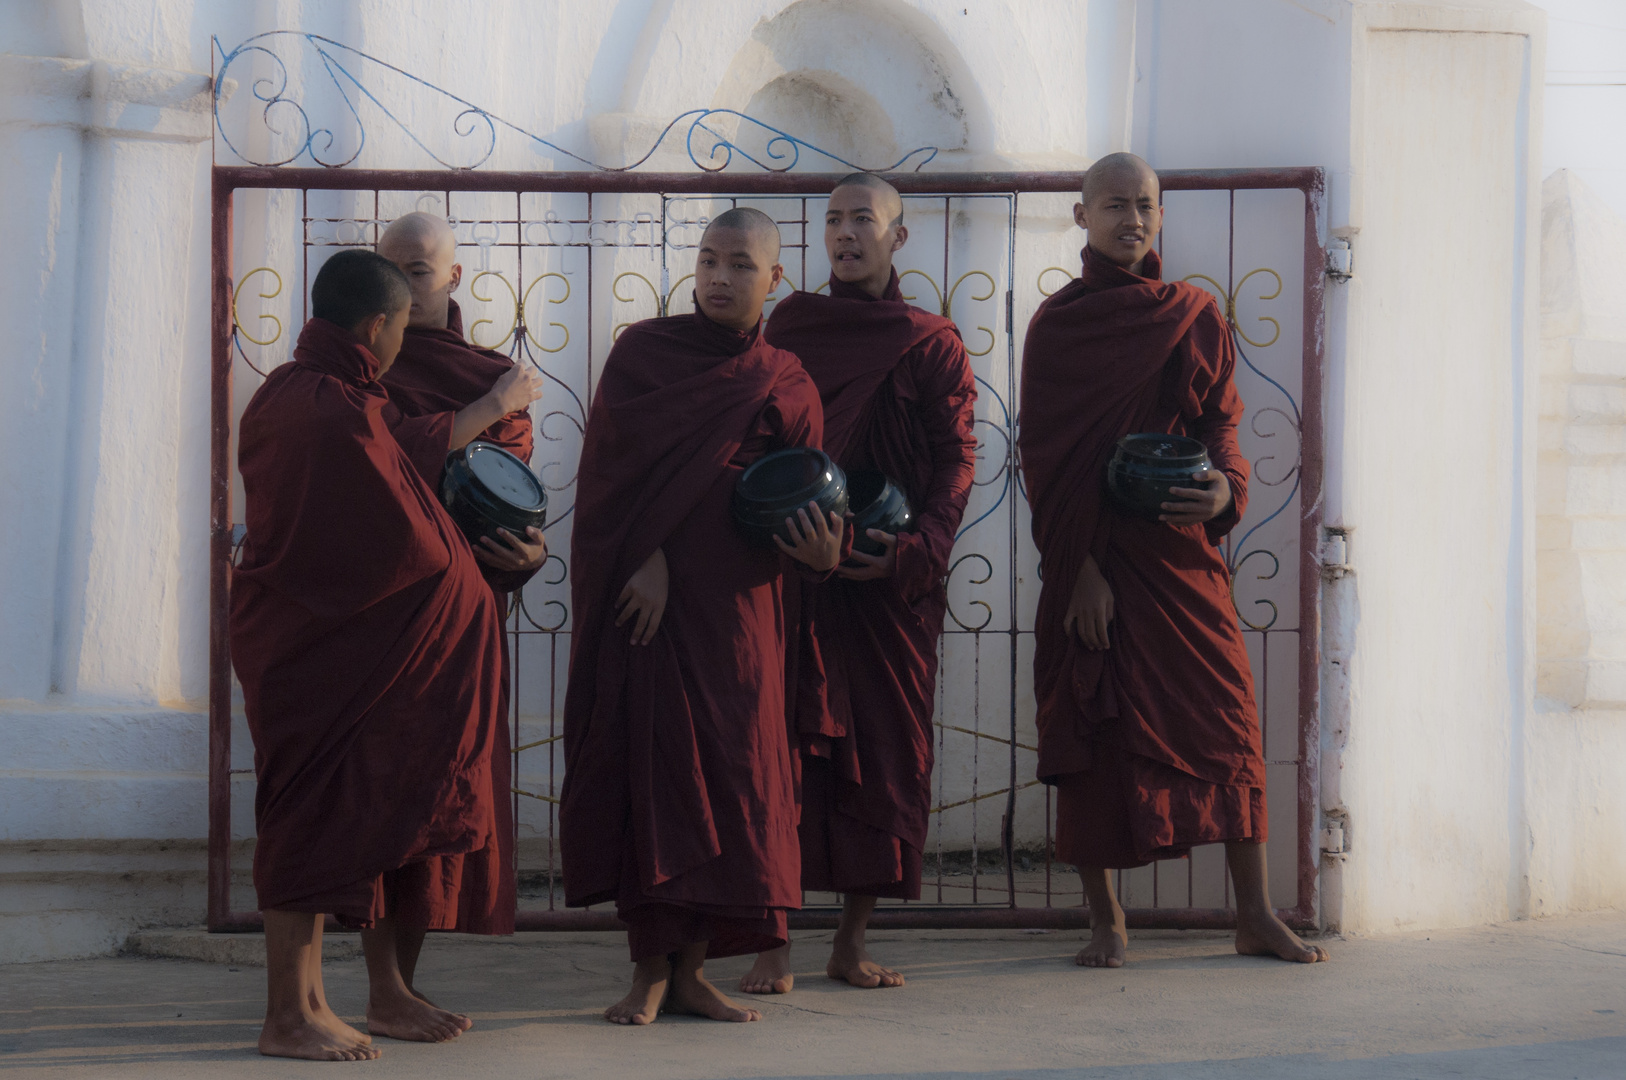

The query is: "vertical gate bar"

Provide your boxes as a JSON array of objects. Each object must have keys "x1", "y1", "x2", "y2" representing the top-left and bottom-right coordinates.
[
  {"x1": 511, "y1": 188, "x2": 523, "y2": 908},
  {"x1": 1003, "y1": 193, "x2": 1018, "y2": 908},
  {"x1": 1222, "y1": 189, "x2": 1237, "y2": 915},
  {"x1": 1296, "y1": 172, "x2": 1327, "y2": 923},
  {"x1": 207, "y1": 173, "x2": 235, "y2": 931}
]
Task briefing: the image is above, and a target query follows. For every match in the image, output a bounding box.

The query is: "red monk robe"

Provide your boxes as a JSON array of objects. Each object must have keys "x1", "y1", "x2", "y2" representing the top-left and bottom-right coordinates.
[
  {"x1": 1018, "y1": 246, "x2": 1263, "y2": 869},
  {"x1": 381, "y1": 298, "x2": 534, "y2": 484},
  {"x1": 231, "y1": 317, "x2": 511, "y2": 931},
  {"x1": 375, "y1": 295, "x2": 544, "y2": 928},
  {"x1": 765, "y1": 269, "x2": 977, "y2": 896},
  {"x1": 560, "y1": 308, "x2": 824, "y2": 960}
]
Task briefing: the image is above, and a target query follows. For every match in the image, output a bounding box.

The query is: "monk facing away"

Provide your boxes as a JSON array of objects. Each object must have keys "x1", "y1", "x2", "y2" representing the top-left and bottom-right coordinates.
[
  {"x1": 560, "y1": 208, "x2": 845, "y2": 1025},
  {"x1": 1018, "y1": 153, "x2": 1328, "y2": 969},
  {"x1": 741, "y1": 174, "x2": 978, "y2": 994},
  {"x1": 232, "y1": 250, "x2": 514, "y2": 1062}
]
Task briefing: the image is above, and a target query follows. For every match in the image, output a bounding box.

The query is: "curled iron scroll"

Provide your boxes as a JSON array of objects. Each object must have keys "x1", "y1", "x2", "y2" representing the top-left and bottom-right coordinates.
[{"x1": 214, "y1": 32, "x2": 940, "y2": 173}]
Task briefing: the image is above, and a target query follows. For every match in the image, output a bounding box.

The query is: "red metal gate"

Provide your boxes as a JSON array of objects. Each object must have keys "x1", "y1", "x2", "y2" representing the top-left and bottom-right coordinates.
[{"x1": 208, "y1": 165, "x2": 1324, "y2": 934}]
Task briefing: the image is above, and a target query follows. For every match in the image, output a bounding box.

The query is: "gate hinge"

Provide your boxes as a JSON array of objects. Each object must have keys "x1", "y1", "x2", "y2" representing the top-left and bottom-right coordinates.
[
  {"x1": 1320, "y1": 807, "x2": 1350, "y2": 861},
  {"x1": 1320, "y1": 526, "x2": 1353, "y2": 581},
  {"x1": 1326, "y1": 231, "x2": 1355, "y2": 283}
]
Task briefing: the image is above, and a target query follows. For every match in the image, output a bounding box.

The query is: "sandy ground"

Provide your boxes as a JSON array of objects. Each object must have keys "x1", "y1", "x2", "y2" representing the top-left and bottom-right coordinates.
[{"x1": 2, "y1": 913, "x2": 1623, "y2": 1079}]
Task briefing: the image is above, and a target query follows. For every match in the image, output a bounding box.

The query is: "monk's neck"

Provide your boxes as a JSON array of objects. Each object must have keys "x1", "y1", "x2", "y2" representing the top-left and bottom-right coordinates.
[
  {"x1": 851, "y1": 266, "x2": 893, "y2": 299},
  {"x1": 1091, "y1": 248, "x2": 1148, "y2": 279}
]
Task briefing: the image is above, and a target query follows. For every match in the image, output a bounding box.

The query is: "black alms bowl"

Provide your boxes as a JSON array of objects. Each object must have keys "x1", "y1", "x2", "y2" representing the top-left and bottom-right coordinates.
[
  {"x1": 733, "y1": 447, "x2": 849, "y2": 549},
  {"x1": 846, "y1": 469, "x2": 914, "y2": 557},
  {"x1": 1106, "y1": 433, "x2": 1213, "y2": 520},
  {"x1": 442, "y1": 441, "x2": 548, "y2": 547}
]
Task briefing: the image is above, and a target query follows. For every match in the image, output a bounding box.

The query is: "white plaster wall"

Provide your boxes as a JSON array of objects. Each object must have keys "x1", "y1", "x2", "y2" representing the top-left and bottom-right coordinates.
[
  {"x1": 1526, "y1": 0, "x2": 1626, "y2": 222},
  {"x1": 1530, "y1": 170, "x2": 1626, "y2": 915}
]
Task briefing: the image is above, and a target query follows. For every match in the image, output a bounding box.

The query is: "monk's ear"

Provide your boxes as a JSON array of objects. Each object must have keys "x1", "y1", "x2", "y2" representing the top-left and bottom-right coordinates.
[
  {"x1": 769, "y1": 262, "x2": 784, "y2": 294},
  {"x1": 357, "y1": 310, "x2": 388, "y2": 347},
  {"x1": 1073, "y1": 202, "x2": 1089, "y2": 231},
  {"x1": 890, "y1": 222, "x2": 908, "y2": 254},
  {"x1": 448, "y1": 261, "x2": 462, "y2": 293}
]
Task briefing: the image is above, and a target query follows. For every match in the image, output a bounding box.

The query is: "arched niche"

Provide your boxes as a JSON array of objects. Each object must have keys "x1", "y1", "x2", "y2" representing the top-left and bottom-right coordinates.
[{"x1": 712, "y1": 0, "x2": 991, "y2": 169}]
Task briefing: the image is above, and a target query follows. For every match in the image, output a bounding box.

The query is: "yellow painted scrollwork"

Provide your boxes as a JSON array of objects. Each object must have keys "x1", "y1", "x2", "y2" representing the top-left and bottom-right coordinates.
[
  {"x1": 231, "y1": 267, "x2": 284, "y2": 347},
  {"x1": 1182, "y1": 267, "x2": 1283, "y2": 349},
  {"x1": 521, "y1": 272, "x2": 571, "y2": 353},
  {"x1": 899, "y1": 268, "x2": 999, "y2": 357}
]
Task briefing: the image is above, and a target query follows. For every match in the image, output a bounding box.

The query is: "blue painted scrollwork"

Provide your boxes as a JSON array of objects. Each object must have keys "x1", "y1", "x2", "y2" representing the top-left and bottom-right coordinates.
[{"x1": 213, "y1": 32, "x2": 938, "y2": 173}]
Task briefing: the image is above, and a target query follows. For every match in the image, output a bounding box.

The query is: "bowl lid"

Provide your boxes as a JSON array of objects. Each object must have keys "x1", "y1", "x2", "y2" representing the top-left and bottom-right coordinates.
[
  {"x1": 467, "y1": 443, "x2": 545, "y2": 510},
  {"x1": 1114, "y1": 433, "x2": 1209, "y2": 465}
]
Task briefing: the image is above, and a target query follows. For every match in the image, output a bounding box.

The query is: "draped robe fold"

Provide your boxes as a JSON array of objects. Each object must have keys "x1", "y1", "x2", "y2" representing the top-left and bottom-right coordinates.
[
  {"x1": 1018, "y1": 248, "x2": 1265, "y2": 869},
  {"x1": 765, "y1": 270, "x2": 977, "y2": 897},
  {"x1": 560, "y1": 309, "x2": 823, "y2": 960},
  {"x1": 376, "y1": 296, "x2": 546, "y2": 928},
  {"x1": 231, "y1": 317, "x2": 510, "y2": 931}
]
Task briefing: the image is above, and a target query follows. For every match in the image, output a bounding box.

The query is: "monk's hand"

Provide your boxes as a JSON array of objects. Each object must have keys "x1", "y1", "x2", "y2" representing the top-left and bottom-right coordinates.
[
  {"x1": 476, "y1": 526, "x2": 547, "y2": 572},
  {"x1": 490, "y1": 363, "x2": 545, "y2": 416},
  {"x1": 615, "y1": 547, "x2": 668, "y2": 646},
  {"x1": 836, "y1": 529, "x2": 898, "y2": 581},
  {"x1": 775, "y1": 502, "x2": 844, "y2": 573},
  {"x1": 1160, "y1": 468, "x2": 1233, "y2": 526},
  {"x1": 1064, "y1": 554, "x2": 1114, "y2": 651}
]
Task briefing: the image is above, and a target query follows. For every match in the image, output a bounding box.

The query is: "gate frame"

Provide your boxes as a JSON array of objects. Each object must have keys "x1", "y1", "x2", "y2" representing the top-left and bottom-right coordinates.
[{"x1": 208, "y1": 164, "x2": 1325, "y2": 933}]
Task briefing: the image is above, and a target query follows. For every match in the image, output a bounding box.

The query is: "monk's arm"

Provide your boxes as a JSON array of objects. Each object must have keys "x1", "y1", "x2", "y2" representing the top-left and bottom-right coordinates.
[
  {"x1": 772, "y1": 369, "x2": 849, "y2": 581},
  {"x1": 449, "y1": 363, "x2": 543, "y2": 451},
  {"x1": 893, "y1": 333, "x2": 979, "y2": 600},
  {"x1": 381, "y1": 401, "x2": 457, "y2": 486},
  {"x1": 1190, "y1": 325, "x2": 1249, "y2": 542}
]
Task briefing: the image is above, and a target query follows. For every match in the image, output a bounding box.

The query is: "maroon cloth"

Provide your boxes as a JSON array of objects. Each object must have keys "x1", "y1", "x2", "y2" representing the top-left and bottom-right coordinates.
[
  {"x1": 231, "y1": 317, "x2": 511, "y2": 931},
  {"x1": 1018, "y1": 248, "x2": 1264, "y2": 869},
  {"x1": 374, "y1": 299, "x2": 544, "y2": 915},
  {"x1": 382, "y1": 299, "x2": 534, "y2": 477},
  {"x1": 765, "y1": 270, "x2": 977, "y2": 897},
  {"x1": 559, "y1": 308, "x2": 824, "y2": 959}
]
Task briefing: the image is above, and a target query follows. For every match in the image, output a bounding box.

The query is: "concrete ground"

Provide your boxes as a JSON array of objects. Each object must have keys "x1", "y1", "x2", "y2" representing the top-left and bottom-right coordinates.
[{"x1": 1, "y1": 913, "x2": 1623, "y2": 1079}]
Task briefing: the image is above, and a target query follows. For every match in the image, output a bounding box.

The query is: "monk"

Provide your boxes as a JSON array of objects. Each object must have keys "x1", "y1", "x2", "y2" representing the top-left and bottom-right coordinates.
[
  {"x1": 742, "y1": 174, "x2": 978, "y2": 994},
  {"x1": 232, "y1": 250, "x2": 511, "y2": 1061},
  {"x1": 560, "y1": 208, "x2": 845, "y2": 1025},
  {"x1": 369, "y1": 213, "x2": 548, "y2": 1025},
  {"x1": 1018, "y1": 153, "x2": 1328, "y2": 970}
]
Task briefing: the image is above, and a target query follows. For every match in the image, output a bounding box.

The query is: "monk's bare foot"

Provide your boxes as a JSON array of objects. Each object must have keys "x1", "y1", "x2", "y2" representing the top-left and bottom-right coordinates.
[
  {"x1": 740, "y1": 944, "x2": 794, "y2": 994},
  {"x1": 1235, "y1": 908, "x2": 1330, "y2": 964},
  {"x1": 826, "y1": 941, "x2": 904, "y2": 988},
  {"x1": 667, "y1": 968, "x2": 761, "y2": 1022},
  {"x1": 1076, "y1": 922, "x2": 1128, "y2": 968},
  {"x1": 366, "y1": 985, "x2": 471, "y2": 1042},
  {"x1": 260, "y1": 1011, "x2": 380, "y2": 1061},
  {"x1": 605, "y1": 959, "x2": 668, "y2": 1026}
]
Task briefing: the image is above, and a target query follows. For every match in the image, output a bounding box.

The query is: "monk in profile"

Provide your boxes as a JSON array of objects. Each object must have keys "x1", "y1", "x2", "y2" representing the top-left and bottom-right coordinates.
[
  {"x1": 742, "y1": 174, "x2": 977, "y2": 994},
  {"x1": 368, "y1": 212, "x2": 547, "y2": 1025},
  {"x1": 1018, "y1": 153, "x2": 1328, "y2": 969},
  {"x1": 232, "y1": 250, "x2": 511, "y2": 1061},
  {"x1": 560, "y1": 208, "x2": 845, "y2": 1024}
]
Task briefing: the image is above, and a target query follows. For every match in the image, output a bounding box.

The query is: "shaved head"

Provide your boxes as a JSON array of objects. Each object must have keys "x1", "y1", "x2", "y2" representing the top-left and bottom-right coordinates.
[
  {"x1": 377, "y1": 212, "x2": 461, "y2": 329},
  {"x1": 379, "y1": 211, "x2": 456, "y2": 258},
  {"x1": 1081, "y1": 152, "x2": 1160, "y2": 206},
  {"x1": 704, "y1": 207, "x2": 782, "y2": 263},
  {"x1": 1074, "y1": 152, "x2": 1164, "y2": 276},
  {"x1": 832, "y1": 172, "x2": 903, "y2": 228}
]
